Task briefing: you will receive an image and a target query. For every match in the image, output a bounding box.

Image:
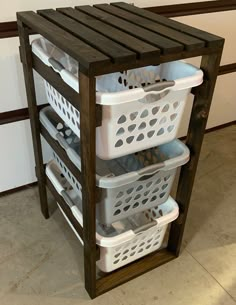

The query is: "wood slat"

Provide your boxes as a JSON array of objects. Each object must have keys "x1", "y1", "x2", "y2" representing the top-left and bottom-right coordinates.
[
  {"x1": 38, "y1": 9, "x2": 136, "y2": 64},
  {"x1": 76, "y1": 6, "x2": 184, "y2": 54},
  {"x1": 57, "y1": 7, "x2": 160, "y2": 60},
  {"x1": 96, "y1": 3, "x2": 205, "y2": 51},
  {"x1": 113, "y1": 2, "x2": 224, "y2": 48},
  {"x1": 17, "y1": 11, "x2": 110, "y2": 72},
  {"x1": 41, "y1": 124, "x2": 82, "y2": 184},
  {"x1": 96, "y1": 249, "x2": 176, "y2": 296}
]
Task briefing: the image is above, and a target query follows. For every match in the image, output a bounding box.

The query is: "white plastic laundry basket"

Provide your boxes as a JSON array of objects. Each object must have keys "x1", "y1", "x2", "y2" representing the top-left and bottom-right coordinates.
[
  {"x1": 33, "y1": 38, "x2": 203, "y2": 160},
  {"x1": 46, "y1": 161, "x2": 179, "y2": 272},
  {"x1": 40, "y1": 106, "x2": 189, "y2": 225}
]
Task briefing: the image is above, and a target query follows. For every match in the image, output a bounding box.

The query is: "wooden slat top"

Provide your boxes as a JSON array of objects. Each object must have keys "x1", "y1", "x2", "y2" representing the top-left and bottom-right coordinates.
[{"x1": 17, "y1": 2, "x2": 224, "y2": 75}]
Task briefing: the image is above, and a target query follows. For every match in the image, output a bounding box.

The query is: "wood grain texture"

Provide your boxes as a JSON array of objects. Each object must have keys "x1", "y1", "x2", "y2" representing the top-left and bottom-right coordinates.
[
  {"x1": 113, "y1": 2, "x2": 224, "y2": 48},
  {"x1": 38, "y1": 9, "x2": 136, "y2": 64},
  {"x1": 57, "y1": 7, "x2": 160, "y2": 60},
  {"x1": 17, "y1": 11, "x2": 110, "y2": 72},
  {"x1": 79, "y1": 71, "x2": 97, "y2": 298},
  {"x1": 96, "y1": 248, "x2": 176, "y2": 296},
  {"x1": 96, "y1": 4, "x2": 205, "y2": 50},
  {"x1": 168, "y1": 49, "x2": 224, "y2": 255},
  {"x1": 18, "y1": 21, "x2": 49, "y2": 219},
  {"x1": 76, "y1": 5, "x2": 184, "y2": 54}
]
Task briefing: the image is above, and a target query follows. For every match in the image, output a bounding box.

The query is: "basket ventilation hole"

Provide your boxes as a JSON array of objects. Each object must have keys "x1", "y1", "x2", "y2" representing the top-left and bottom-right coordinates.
[
  {"x1": 63, "y1": 108, "x2": 66, "y2": 116},
  {"x1": 136, "y1": 185, "x2": 143, "y2": 191},
  {"x1": 134, "y1": 194, "x2": 141, "y2": 200},
  {"x1": 148, "y1": 238, "x2": 153, "y2": 243},
  {"x1": 116, "y1": 192, "x2": 124, "y2": 199},
  {"x1": 170, "y1": 113, "x2": 178, "y2": 121},
  {"x1": 153, "y1": 186, "x2": 160, "y2": 193},
  {"x1": 146, "y1": 181, "x2": 153, "y2": 188},
  {"x1": 162, "y1": 184, "x2": 168, "y2": 190},
  {"x1": 126, "y1": 136, "x2": 134, "y2": 144},
  {"x1": 58, "y1": 103, "x2": 61, "y2": 110},
  {"x1": 138, "y1": 248, "x2": 143, "y2": 253},
  {"x1": 164, "y1": 175, "x2": 171, "y2": 182},
  {"x1": 162, "y1": 104, "x2": 169, "y2": 112},
  {"x1": 76, "y1": 110, "x2": 80, "y2": 118},
  {"x1": 123, "y1": 249, "x2": 129, "y2": 254},
  {"x1": 128, "y1": 124, "x2": 136, "y2": 132},
  {"x1": 114, "y1": 209, "x2": 121, "y2": 216},
  {"x1": 123, "y1": 205, "x2": 130, "y2": 212},
  {"x1": 152, "y1": 106, "x2": 160, "y2": 115},
  {"x1": 116, "y1": 127, "x2": 125, "y2": 136},
  {"x1": 146, "y1": 245, "x2": 151, "y2": 249},
  {"x1": 76, "y1": 122, "x2": 80, "y2": 130},
  {"x1": 150, "y1": 119, "x2": 157, "y2": 126},
  {"x1": 147, "y1": 130, "x2": 155, "y2": 138},
  {"x1": 168, "y1": 125, "x2": 174, "y2": 133},
  {"x1": 115, "y1": 201, "x2": 122, "y2": 207},
  {"x1": 72, "y1": 117, "x2": 75, "y2": 125},
  {"x1": 137, "y1": 134, "x2": 144, "y2": 141},
  {"x1": 173, "y1": 101, "x2": 179, "y2": 109},
  {"x1": 125, "y1": 197, "x2": 132, "y2": 203},
  {"x1": 67, "y1": 112, "x2": 70, "y2": 119},
  {"x1": 130, "y1": 252, "x2": 135, "y2": 256},
  {"x1": 114, "y1": 253, "x2": 120, "y2": 258},
  {"x1": 133, "y1": 202, "x2": 139, "y2": 208},
  {"x1": 140, "y1": 242, "x2": 145, "y2": 247},
  {"x1": 130, "y1": 112, "x2": 138, "y2": 121},
  {"x1": 142, "y1": 198, "x2": 148, "y2": 205},
  {"x1": 157, "y1": 128, "x2": 164, "y2": 136},
  {"x1": 160, "y1": 116, "x2": 167, "y2": 124},
  {"x1": 127, "y1": 188, "x2": 134, "y2": 194},
  {"x1": 140, "y1": 109, "x2": 149, "y2": 118},
  {"x1": 65, "y1": 129, "x2": 72, "y2": 137},
  {"x1": 131, "y1": 245, "x2": 137, "y2": 250},
  {"x1": 151, "y1": 196, "x2": 157, "y2": 202},
  {"x1": 159, "y1": 192, "x2": 165, "y2": 198},
  {"x1": 56, "y1": 123, "x2": 63, "y2": 130},
  {"x1": 113, "y1": 259, "x2": 119, "y2": 264},
  {"x1": 144, "y1": 190, "x2": 150, "y2": 196},
  {"x1": 122, "y1": 256, "x2": 128, "y2": 261},
  {"x1": 67, "y1": 138, "x2": 72, "y2": 145},
  {"x1": 138, "y1": 122, "x2": 146, "y2": 130},
  {"x1": 153, "y1": 241, "x2": 159, "y2": 247},
  {"x1": 115, "y1": 140, "x2": 123, "y2": 147},
  {"x1": 117, "y1": 115, "x2": 127, "y2": 124}
]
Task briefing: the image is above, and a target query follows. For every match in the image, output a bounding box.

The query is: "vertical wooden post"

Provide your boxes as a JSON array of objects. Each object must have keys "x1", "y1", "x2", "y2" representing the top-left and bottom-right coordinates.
[
  {"x1": 17, "y1": 21, "x2": 49, "y2": 219},
  {"x1": 168, "y1": 49, "x2": 224, "y2": 255},
  {"x1": 79, "y1": 71, "x2": 97, "y2": 299}
]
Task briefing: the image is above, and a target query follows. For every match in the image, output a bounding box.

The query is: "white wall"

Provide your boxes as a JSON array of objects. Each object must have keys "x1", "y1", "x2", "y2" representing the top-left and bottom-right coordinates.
[{"x1": 0, "y1": 1, "x2": 235, "y2": 191}]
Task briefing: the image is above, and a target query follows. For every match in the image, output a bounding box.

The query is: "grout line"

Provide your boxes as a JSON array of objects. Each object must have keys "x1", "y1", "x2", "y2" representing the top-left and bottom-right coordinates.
[{"x1": 185, "y1": 248, "x2": 236, "y2": 302}]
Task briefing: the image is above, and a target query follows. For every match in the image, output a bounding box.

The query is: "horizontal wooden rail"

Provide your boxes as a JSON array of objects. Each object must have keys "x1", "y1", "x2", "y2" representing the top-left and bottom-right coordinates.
[
  {"x1": 40, "y1": 124, "x2": 83, "y2": 183},
  {"x1": 146, "y1": 0, "x2": 236, "y2": 17},
  {"x1": 96, "y1": 248, "x2": 176, "y2": 296},
  {"x1": 0, "y1": 104, "x2": 46, "y2": 125}
]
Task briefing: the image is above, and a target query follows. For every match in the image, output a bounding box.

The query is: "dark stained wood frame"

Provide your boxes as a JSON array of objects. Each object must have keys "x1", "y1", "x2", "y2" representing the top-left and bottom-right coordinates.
[
  {"x1": 17, "y1": 3, "x2": 224, "y2": 298},
  {"x1": 0, "y1": 0, "x2": 236, "y2": 128}
]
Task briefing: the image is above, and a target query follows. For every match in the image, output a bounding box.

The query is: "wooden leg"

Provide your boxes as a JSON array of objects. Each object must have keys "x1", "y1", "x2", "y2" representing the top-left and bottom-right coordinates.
[
  {"x1": 168, "y1": 49, "x2": 224, "y2": 255},
  {"x1": 18, "y1": 21, "x2": 49, "y2": 219},
  {"x1": 79, "y1": 71, "x2": 97, "y2": 299}
]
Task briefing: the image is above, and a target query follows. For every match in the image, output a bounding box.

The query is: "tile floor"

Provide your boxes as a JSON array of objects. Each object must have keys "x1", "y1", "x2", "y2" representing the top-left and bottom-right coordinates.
[{"x1": 0, "y1": 126, "x2": 235, "y2": 305}]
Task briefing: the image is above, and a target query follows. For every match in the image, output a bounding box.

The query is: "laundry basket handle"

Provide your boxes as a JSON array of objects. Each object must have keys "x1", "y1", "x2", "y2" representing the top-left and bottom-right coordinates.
[
  {"x1": 134, "y1": 220, "x2": 157, "y2": 234},
  {"x1": 144, "y1": 81, "x2": 175, "y2": 93}
]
